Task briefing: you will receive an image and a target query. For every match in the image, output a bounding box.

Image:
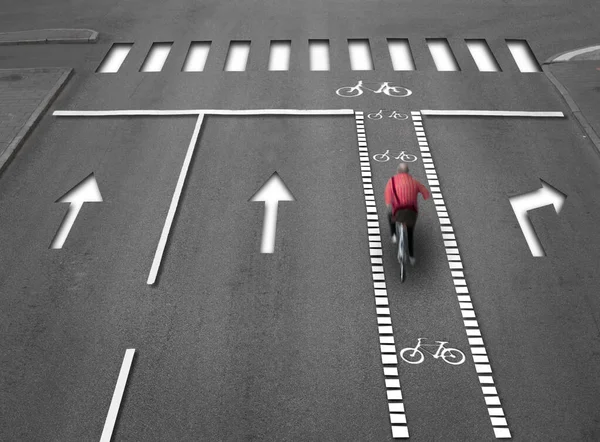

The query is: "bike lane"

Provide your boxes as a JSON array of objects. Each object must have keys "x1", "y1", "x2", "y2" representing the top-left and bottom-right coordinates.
[{"x1": 362, "y1": 107, "x2": 494, "y2": 441}]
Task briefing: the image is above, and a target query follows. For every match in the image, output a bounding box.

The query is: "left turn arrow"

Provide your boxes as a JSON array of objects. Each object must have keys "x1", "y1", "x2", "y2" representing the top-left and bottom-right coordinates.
[{"x1": 50, "y1": 173, "x2": 103, "y2": 249}]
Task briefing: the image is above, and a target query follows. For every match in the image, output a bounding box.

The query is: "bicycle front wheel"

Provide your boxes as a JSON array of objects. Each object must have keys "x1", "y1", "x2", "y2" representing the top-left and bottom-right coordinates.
[
  {"x1": 400, "y1": 153, "x2": 418, "y2": 162},
  {"x1": 442, "y1": 348, "x2": 466, "y2": 365},
  {"x1": 385, "y1": 86, "x2": 412, "y2": 97},
  {"x1": 336, "y1": 86, "x2": 362, "y2": 97}
]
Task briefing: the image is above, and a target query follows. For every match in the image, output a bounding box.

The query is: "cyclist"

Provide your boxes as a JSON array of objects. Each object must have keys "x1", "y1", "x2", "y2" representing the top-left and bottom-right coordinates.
[{"x1": 384, "y1": 162, "x2": 430, "y2": 265}]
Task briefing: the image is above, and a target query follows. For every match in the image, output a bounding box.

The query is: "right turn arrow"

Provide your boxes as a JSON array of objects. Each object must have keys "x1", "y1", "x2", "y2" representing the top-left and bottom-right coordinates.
[
  {"x1": 509, "y1": 179, "x2": 566, "y2": 257},
  {"x1": 250, "y1": 172, "x2": 295, "y2": 254}
]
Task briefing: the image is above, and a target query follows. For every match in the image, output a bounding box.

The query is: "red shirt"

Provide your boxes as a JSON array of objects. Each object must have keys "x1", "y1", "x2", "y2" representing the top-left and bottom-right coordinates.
[{"x1": 384, "y1": 172, "x2": 430, "y2": 213}]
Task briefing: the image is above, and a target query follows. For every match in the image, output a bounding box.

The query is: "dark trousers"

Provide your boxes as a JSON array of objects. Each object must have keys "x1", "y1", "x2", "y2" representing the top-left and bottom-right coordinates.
[{"x1": 388, "y1": 208, "x2": 418, "y2": 257}]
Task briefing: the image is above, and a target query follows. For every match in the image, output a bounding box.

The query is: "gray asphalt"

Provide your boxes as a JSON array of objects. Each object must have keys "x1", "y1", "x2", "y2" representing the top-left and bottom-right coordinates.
[{"x1": 1, "y1": 1, "x2": 600, "y2": 441}]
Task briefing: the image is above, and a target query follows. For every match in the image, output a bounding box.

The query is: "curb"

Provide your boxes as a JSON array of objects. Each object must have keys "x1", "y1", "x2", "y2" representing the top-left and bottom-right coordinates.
[
  {"x1": 545, "y1": 44, "x2": 600, "y2": 63},
  {"x1": 542, "y1": 64, "x2": 600, "y2": 158},
  {"x1": 0, "y1": 29, "x2": 98, "y2": 45},
  {"x1": 0, "y1": 68, "x2": 73, "y2": 176}
]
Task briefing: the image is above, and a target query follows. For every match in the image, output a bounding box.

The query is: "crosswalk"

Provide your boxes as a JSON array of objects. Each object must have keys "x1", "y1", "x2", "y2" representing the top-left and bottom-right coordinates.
[{"x1": 96, "y1": 38, "x2": 542, "y2": 74}]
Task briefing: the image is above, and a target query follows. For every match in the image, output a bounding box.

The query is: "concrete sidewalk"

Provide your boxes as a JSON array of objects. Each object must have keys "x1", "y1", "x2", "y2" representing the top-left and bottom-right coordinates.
[
  {"x1": 0, "y1": 28, "x2": 98, "y2": 45},
  {"x1": 543, "y1": 60, "x2": 600, "y2": 156},
  {"x1": 0, "y1": 68, "x2": 72, "y2": 175}
]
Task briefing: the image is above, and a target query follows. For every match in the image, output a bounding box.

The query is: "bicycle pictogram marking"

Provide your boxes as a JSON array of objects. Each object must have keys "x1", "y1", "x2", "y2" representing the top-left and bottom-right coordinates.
[
  {"x1": 336, "y1": 81, "x2": 412, "y2": 98},
  {"x1": 367, "y1": 109, "x2": 409, "y2": 120},
  {"x1": 372, "y1": 150, "x2": 418, "y2": 163},
  {"x1": 400, "y1": 338, "x2": 466, "y2": 365}
]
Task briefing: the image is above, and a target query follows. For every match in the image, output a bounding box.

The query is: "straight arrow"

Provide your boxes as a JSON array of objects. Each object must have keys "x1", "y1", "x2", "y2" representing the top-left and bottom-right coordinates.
[
  {"x1": 250, "y1": 172, "x2": 295, "y2": 253},
  {"x1": 50, "y1": 173, "x2": 103, "y2": 249},
  {"x1": 509, "y1": 179, "x2": 566, "y2": 257}
]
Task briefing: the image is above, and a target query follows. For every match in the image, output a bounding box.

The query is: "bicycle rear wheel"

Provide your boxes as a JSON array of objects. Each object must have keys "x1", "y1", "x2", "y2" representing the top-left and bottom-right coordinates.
[{"x1": 396, "y1": 222, "x2": 408, "y2": 282}]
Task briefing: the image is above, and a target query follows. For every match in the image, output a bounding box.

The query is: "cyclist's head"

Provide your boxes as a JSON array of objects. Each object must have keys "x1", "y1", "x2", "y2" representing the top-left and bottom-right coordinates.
[{"x1": 397, "y1": 163, "x2": 409, "y2": 174}]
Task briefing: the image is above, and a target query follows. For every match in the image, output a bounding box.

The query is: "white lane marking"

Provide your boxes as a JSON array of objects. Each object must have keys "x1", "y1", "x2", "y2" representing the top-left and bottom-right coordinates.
[
  {"x1": 147, "y1": 114, "x2": 204, "y2": 285},
  {"x1": 420, "y1": 110, "x2": 563, "y2": 117},
  {"x1": 53, "y1": 109, "x2": 355, "y2": 116},
  {"x1": 412, "y1": 111, "x2": 511, "y2": 439},
  {"x1": 100, "y1": 349, "x2": 135, "y2": 442},
  {"x1": 356, "y1": 111, "x2": 409, "y2": 439}
]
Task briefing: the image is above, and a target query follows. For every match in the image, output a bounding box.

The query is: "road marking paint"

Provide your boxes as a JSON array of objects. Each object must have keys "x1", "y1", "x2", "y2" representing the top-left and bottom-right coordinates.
[
  {"x1": 309, "y1": 39, "x2": 331, "y2": 71},
  {"x1": 387, "y1": 38, "x2": 416, "y2": 71},
  {"x1": 97, "y1": 43, "x2": 132, "y2": 73},
  {"x1": 475, "y1": 364, "x2": 492, "y2": 373},
  {"x1": 389, "y1": 403, "x2": 404, "y2": 413},
  {"x1": 54, "y1": 109, "x2": 355, "y2": 117},
  {"x1": 390, "y1": 413, "x2": 407, "y2": 424},
  {"x1": 506, "y1": 40, "x2": 541, "y2": 73},
  {"x1": 182, "y1": 41, "x2": 211, "y2": 72},
  {"x1": 385, "y1": 367, "x2": 399, "y2": 377},
  {"x1": 420, "y1": 110, "x2": 563, "y2": 117},
  {"x1": 100, "y1": 349, "x2": 135, "y2": 442},
  {"x1": 140, "y1": 42, "x2": 173, "y2": 72},
  {"x1": 412, "y1": 111, "x2": 511, "y2": 439},
  {"x1": 376, "y1": 297, "x2": 389, "y2": 305},
  {"x1": 492, "y1": 417, "x2": 508, "y2": 426},
  {"x1": 268, "y1": 40, "x2": 291, "y2": 71},
  {"x1": 386, "y1": 379, "x2": 401, "y2": 388},
  {"x1": 466, "y1": 39, "x2": 501, "y2": 72},
  {"x1": 387, "y1": 389, "x2": 402, "y2": 400},
  {"x1": 356, "y1": 111, "x2": 409, "y2": 439},
  {"x1": 494, "y1": 428, "x2": 512, "y2": 438},
  {"x1": 392, "y1": 427, "x2": 410, "y2": 438},
  {"x1": 147, "y1": 113, "x2": 204, "y2": 285}
]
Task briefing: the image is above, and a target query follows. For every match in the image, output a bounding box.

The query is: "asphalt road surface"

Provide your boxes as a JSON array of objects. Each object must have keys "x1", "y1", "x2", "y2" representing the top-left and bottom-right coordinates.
[{"x1": 1, "y1": 1, "x2": 600, "y2": 441}]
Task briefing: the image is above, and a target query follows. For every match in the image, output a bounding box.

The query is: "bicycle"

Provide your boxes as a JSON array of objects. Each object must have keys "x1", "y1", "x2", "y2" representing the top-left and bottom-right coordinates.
[
  {"x1": 373, "y1": 150, "x2": 417, "y2": 163},
  {"x1": 336, "y1": 81, "x2": 412, "y2": 98},
  {"x1": 400, "y1": 338, "x2": 466, "y2": 365},
  {"x1": 396, "y1": 220, "x2": 409, "y2": 282},
  {"x1": 367, "y1": 109, "x2": 409, "y2": 120}
]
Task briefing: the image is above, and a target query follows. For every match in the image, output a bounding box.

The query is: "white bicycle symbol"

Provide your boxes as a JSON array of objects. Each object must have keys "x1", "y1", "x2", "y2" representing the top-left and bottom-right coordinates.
[
  {"x1": 336, "y1": 81, "x2": 412, "y2": 98},
  {"x1": 373, "y1": 150, "x2": 417, "y2": 163},
  {"x1": 368, "y1": 109, "x2": 409, "y2": 120},
  {"x1": 400, "y1": 338, "x2": 466, "y2": 365}
]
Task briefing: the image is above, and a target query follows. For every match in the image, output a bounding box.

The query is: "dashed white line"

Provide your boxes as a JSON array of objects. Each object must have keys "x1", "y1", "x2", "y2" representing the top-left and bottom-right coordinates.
[
  {"x1": 411, "y1": 111, "x2": 512, "y2": 439},
  {"x1": 100, "y1": 349, "x2": 135, "y2": 442},
  {"x1": 147, "y1": 113, "x2": 204, "y2": 285},
  {"x1": 355, "y1": 110, "x2": 409, "y2": 439}
]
